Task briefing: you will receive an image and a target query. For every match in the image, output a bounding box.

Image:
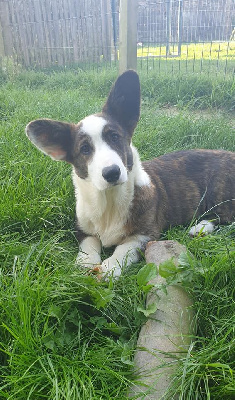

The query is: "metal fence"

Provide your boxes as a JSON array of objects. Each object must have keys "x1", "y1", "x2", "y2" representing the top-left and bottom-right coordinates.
[
  {"x1": 0, "y1": 0, "x2": 234, "y2": 74},
  {"x1": 138, "y1": 0, "x2": 233, "y2": 45},
  {"x1": 137, "y1": 0, "x2": 234, "y2": 74}
]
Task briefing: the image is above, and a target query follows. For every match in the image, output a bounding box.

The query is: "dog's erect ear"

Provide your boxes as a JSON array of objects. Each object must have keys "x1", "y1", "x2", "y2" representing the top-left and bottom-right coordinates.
[
  {"x1": 26, "y1": 119, "x2": 74, "y2": 162},
  {"x1": 102, "y1": 70, "x2": 140, "y2": 135}
]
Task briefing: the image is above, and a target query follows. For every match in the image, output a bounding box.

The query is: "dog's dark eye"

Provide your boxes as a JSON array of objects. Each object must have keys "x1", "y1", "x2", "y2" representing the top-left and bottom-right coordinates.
[
  {"x1": 80, "y1": 143, "x2": 91, "y2": 155},
  {"x1": 109, "y1": 132, "x2": 120, "y2": 143}
]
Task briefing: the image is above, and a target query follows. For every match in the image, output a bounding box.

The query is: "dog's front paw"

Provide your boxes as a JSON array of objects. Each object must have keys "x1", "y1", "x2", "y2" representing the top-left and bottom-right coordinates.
[
  {"x1": 101, "y1": 257, "x2": 122, "y2": 279},
  {"x1": 76, "y1": 251, "x2": 101, "y2": 269}
]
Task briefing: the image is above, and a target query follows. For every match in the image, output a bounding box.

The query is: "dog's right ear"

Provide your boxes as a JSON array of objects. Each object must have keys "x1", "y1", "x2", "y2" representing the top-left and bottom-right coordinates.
[
  {"x1": 102, "y1": 70, "x2": 140, "y2": 136},
  {"x1": 26, "y1": 119, "x2": 74, "y2": 162}
]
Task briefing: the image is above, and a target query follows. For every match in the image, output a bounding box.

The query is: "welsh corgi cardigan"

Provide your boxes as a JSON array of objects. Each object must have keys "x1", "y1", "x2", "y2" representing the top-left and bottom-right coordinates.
[{"x1": 26, "y1": 70, "x2": 235, "y2": 278}]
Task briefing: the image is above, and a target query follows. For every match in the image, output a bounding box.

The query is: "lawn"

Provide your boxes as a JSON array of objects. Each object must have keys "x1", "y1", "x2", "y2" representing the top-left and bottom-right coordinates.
[
  {"x1": 0, "y1": 65, "x2": 234, "y2": 399},
  {"x1": 137, "y1": 41, "x2": 235, "y2": 75},
  {"x1": 137, "y1": 41, "x2": 235, "y2": 60}
]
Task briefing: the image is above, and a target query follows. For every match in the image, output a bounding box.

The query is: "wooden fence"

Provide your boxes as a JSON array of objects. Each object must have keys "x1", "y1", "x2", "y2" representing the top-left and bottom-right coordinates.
[
  {"x1": 0, "y1": 0, "x2": 234, "y2": 71},
  {"x1": 0, "y1": 0, "x2": 115, "y2": 67}
]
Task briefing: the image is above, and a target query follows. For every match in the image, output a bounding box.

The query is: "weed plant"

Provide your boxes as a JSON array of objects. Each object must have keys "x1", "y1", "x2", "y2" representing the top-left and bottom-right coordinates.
[{"x1": 0, "y1": 65, "x2": 234, "y2": 399}]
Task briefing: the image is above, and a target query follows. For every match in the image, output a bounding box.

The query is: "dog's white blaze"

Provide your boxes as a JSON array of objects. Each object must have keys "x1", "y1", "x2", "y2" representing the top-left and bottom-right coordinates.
[
  {"x1": 81, "y1": 115, "x2": 107, "y2": 138},
  {"x1": 81, "y1": 115, "x2": 128, "y2": 191},
  {"x1": 88, "y1": 142, "x2": 128, "y2": 190}
]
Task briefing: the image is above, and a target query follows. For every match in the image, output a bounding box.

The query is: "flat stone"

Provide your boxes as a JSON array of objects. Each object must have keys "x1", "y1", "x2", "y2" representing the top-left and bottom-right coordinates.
[{"x1": 129, "y1": 241, "x2": 195, "y2": 399}]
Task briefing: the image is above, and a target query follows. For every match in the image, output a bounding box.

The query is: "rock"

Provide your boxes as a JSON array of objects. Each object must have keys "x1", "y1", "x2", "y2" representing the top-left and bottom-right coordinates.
[{"x1": 129, "y1": 241, "x2": 195, "y2": 399}]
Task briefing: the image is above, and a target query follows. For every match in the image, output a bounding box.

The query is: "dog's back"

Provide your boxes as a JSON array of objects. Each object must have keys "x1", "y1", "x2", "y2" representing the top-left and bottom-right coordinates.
[{"x1": 125, "y1": 149, "x2": 234, "y2": 240}]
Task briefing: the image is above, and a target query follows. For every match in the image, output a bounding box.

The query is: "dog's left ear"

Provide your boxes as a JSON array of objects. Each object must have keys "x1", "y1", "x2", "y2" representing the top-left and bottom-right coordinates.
[
  {"x1": 102, "y1": 70, "x2": 140, "y2": 136},
  {"x1": 26, "y1": 119, "x2": 74, "y2": 162}
]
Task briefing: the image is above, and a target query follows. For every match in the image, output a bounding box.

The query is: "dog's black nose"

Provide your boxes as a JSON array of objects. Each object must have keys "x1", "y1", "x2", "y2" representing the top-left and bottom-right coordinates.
[{"x1": 102, "y1": 165, "x2": 121, "y2": 183}]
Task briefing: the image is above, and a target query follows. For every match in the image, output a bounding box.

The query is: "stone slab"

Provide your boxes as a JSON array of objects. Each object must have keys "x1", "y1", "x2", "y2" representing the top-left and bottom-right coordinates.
[{"x1": 129, "y1": 241, "x2": 195, "y2": 399}]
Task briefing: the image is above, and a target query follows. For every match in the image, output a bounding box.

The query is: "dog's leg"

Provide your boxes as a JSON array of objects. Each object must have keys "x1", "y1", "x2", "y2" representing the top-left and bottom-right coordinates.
[
  {"x1": 101, "y1": 235, "x2": 150, "y2": 278},
  {"x1": 189, "y1": 220, "x2": 215, "y2": 237},
  {"x1": 76, "y1": 236, "x2": 101, "y2": 267}
]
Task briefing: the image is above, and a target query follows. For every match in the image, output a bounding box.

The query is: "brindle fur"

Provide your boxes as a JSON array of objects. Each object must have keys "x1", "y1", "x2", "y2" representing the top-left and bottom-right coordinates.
[{"x1": 126, "y1": 149, "x2": 234, "y2": 240}]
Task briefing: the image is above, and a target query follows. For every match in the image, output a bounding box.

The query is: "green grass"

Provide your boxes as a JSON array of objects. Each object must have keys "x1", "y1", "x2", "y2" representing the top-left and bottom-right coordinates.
[
  {"x1": 0, "y1": 65, "x2": 234, "y2": 399},
  {"x1": 137, "y1": 41, "x2": 235, "y2": 75},
  {"x1": 137, "y1": 41, "x2": 235, "y2": 60}
]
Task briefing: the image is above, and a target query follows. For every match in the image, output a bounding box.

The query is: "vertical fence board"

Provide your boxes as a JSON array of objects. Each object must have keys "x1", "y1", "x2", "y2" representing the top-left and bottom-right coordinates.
[
  {"x1": 101, "y1": 0, "x2": 111, "y2": 62},
  {"x1": 33, "y1": 0, "x2": 45, "y2": 66},
  {"x1": 50, "y1": 0, "x2": 61, "y2": 66},
  {"x1": 19, "y1": 0, "x2": 30, "y2": 66},
  {"x1": 0, "y1": 1, "x2": 13, "y2": 57},
  {"x1": 0, "y1": 16, "x2": 5, "y2": 58}
]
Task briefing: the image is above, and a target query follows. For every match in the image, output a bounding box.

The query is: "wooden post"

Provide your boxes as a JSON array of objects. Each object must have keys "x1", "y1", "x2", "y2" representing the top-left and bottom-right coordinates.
[
  {"x1": 101, "y1": 0, "x2": 113, "y2": 62},
  {"x1": 178, "y1": 0, "x2": 183, "y2": 56},
  {"x1": 0, "y1": 19, "x2": 5, "y2": 59},
  {"x1": 119, "y1": 0, "x2": 138, "y2": 74},
  {"x1": 0, "y1": 1, "x2": 13, "y2": 58},
  {"x1": 111, "y1": 0, "x2": 118, "y2": 61},
  {"x1": 166, "y1": 0, "x2": 172, "y2": 56}
]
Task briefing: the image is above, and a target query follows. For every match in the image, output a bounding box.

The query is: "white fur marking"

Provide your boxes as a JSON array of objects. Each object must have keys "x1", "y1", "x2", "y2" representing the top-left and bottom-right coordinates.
[
  {"x1": 81, "y1": 115, "x2": 107, "y2": 137},
  {"x1": 131, "y1": 145, "x2": 151, "y2": 187},
  {"x1": 72, "y1": 118, "x2": 152, "y2": 273},
  {"x1": 88, "y1": 140, "x2": 128, "y2": 191},
  {"x1": 81, "y1": 115, "x2": 128, "y2": 191},
  {"x1": 189, "y1": 220, "x2": 215, "y2": 236},
  {"x1": 76, "y1": 236, "x2": 101, "y2": 267},
  {"x1": 72, "y1": 170, "x2": 135, "y2": 246},
  {"x1": 72, "y1": 142, "x2": 152, "y2": 248},
  {"x1": 101, "y1": 235, "x2": 150, "y2": 278}
]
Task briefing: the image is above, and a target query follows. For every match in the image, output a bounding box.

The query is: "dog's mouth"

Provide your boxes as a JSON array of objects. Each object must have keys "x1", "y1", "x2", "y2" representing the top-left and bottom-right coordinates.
[
  {"x1": 93, "y1": 174, "x2": 127, "y2": 191},
  {"x1": 108, "y1": 180, "x2": 124, "y2": 187},
  {"x1": 103, "y1": 178, "x2": 127, "y2": 190}
]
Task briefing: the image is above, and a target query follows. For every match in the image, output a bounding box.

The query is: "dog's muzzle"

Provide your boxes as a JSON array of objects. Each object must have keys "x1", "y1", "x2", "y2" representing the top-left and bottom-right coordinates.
[{"x1": 102, "y1": 164, "x2": 121, "y2": 184}]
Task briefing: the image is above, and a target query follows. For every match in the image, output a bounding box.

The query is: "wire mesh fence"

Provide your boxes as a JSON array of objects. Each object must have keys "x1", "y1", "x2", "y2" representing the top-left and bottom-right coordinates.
[
  {"x1": 0, "y1": 0, "x2": 234, "y2": 75},
  {"x1": 137, "y1": 0, "x2": 234, "y2": 75}
]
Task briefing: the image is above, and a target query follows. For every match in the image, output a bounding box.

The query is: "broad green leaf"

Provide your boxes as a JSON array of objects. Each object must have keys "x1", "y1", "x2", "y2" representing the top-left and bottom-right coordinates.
[
  {"x1": 120, "y1": 342, "x2": 134, "y2": 366},
  {"x1": 178, "y1": 252, "x2": 192, "y2": 267},
  {"x1": 159, "y1": 259, "x2": 177, "y2": 278},
  {"x1": 137, "y1": 263, "x2": 157, "y2": 287},
  {"x1": 42, "y1": 336, "x2": 55, "y2": 351},
  {"x1": 89, "y1": 316, "x2": 107, "y2": 329},
  {"x1": 137, "y1": 302, "x2": 157, "y2": 317},
  {"x1": 105, "y1": 322, "x2": 122, "y2": 335},
  {"x1": 92, "y1": 288, "x2": 114, "y2": 309},
  {"x1": 121, "y1": 354, "x2": 134, "y2": 366},
  {"x1": 142, "y1": 284, "x2": 154, "y2": 294},
  {"x1": 48, "y1": 305, "x2": 63, "y2": 320}
]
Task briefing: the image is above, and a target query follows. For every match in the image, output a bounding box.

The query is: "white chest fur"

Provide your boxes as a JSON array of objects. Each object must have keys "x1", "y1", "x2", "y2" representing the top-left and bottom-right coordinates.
[
  {"x1": 72, "y1": 145, "x2": 151, "y2": 247},
  {"x1": 72, "y1": 170, "x2": 135, "y2": 247}
]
